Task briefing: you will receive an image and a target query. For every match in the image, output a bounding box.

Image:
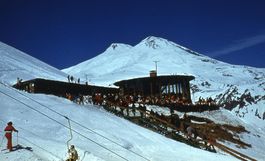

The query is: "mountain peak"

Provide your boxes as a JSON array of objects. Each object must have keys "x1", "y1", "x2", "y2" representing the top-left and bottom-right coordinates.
[
  {"x1": 144, "y1": 36, "x2": 168, "y2": 41},
  {"x1": 106, "y1": 43, "x2": 132, "y2": 52},
  {"x1": 137, "y1": 36, "x2": 201, "y2": 57},
  {"x1": 139, "y1": 36, "x2": 171, "y2": 49}
]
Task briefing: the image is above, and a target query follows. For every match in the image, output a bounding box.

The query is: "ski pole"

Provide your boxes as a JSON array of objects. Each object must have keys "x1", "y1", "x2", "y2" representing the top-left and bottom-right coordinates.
[
  {"x1": 0, "y1": 135, "x2": 5, "y2": 149},
  {"x1": 16, "y1": 132, "x2": 18, "y2": 146}
]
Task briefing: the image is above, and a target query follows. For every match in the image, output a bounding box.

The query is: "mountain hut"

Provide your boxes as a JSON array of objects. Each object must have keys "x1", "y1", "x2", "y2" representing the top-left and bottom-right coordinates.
[{"x1": 114, "y1": 71, "x2": 195, "y2": 103}]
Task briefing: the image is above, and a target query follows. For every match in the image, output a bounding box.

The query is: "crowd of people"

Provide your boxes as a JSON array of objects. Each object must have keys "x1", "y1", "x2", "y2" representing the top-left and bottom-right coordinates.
[
  {"x1": 196, "y1": 96, "x2": 215, "y2": 106},
  {"x1": 63, "y1": 92, "x2": 216, "y2": 149},
  {"x1": 64, "y1": 92, "x2": 217, "y2": 114}
]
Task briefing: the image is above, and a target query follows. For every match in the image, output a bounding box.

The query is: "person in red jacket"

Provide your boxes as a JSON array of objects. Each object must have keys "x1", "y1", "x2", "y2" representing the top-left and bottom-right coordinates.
[{"x1": 4, "y1": 121, "x2": 18, "y2": 151}]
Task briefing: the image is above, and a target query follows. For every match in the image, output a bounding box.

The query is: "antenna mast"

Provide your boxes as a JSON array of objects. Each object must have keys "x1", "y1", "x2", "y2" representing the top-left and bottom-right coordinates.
[{"x1": 153, "y1": 60, "x2": 159, "y2": 74}]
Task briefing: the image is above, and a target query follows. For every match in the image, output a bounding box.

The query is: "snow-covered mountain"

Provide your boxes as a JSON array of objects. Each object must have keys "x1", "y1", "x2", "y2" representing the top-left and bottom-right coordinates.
[
  {"x1": 0, "y1": 42, "x2": 67, "y2": 84},
  {"x1": 63, "y1": 36, "x2": 265, "y2": 127},
  {"x1": 0, "y1": 42, "x2": 247, "y2": 160}
]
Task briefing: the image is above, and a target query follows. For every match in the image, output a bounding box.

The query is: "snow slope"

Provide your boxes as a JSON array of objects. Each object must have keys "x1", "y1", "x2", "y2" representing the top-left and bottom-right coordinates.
[
  {"x1": 0, "y1": 42, "x2": 241, "y2": 160},
  {"x1": 0, "y1": 42, "x2": 67, "y2": 85}
]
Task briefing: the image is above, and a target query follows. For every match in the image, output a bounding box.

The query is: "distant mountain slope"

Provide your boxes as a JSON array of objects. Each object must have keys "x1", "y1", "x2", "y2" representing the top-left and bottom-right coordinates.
[
  {"x1": 63, "y1": 36, "x2": 265, "y2": 127},
  {"x1": 0, "y1": 42, "x2": 67, "y2": 85}
]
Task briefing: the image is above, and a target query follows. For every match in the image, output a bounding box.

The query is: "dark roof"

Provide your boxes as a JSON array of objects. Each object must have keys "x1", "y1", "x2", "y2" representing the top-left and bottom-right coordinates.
[
  {"x1": 114, "y1": 75, "x2": 195, "y2": 86},
  {"x1": 15, "y1": 78, "x2": 118, "y2": 95}
]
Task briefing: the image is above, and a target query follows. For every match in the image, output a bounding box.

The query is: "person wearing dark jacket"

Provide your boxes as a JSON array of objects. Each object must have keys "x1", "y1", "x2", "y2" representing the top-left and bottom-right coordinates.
[{"x1": 4, "y1": 121, "x2": 18, "y2": 151}]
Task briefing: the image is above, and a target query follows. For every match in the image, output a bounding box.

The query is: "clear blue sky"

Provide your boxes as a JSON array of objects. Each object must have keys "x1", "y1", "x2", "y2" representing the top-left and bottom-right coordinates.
[{"x1": 0, "y1": 0, "x2": 264, "y2": 69}]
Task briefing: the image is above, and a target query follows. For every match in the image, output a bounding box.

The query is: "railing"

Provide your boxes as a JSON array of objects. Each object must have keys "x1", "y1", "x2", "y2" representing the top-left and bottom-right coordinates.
[{"x1": 102, "y1": 102, "x2": 257, "y2": 161}]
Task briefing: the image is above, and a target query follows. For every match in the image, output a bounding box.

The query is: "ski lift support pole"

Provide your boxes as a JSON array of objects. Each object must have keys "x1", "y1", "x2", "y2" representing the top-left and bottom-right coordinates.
[{"x1": 65, "y1": 116, "x2": 73, "y2": 150}]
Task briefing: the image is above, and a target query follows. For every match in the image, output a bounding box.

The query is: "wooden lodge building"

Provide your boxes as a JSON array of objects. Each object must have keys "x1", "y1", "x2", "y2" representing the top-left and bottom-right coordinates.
[
  {"x1": 14, "y1": 78, "x2": 119, "y2": 96},
  {"x1": 114, "y1": 71, "x2": 195, "y2": 103},
  {"x1": 13, "y1": 71, "x2": 195, "y2": 103},
  {"x1": 13, "y1": 72, "x2": 218, "y2": 112}
]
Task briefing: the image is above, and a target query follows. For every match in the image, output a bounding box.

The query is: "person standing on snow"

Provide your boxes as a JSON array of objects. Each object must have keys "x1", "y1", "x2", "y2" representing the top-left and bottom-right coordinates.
[{"x1": 4, "y1": 121, "x2": 18, "y2": 151}]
